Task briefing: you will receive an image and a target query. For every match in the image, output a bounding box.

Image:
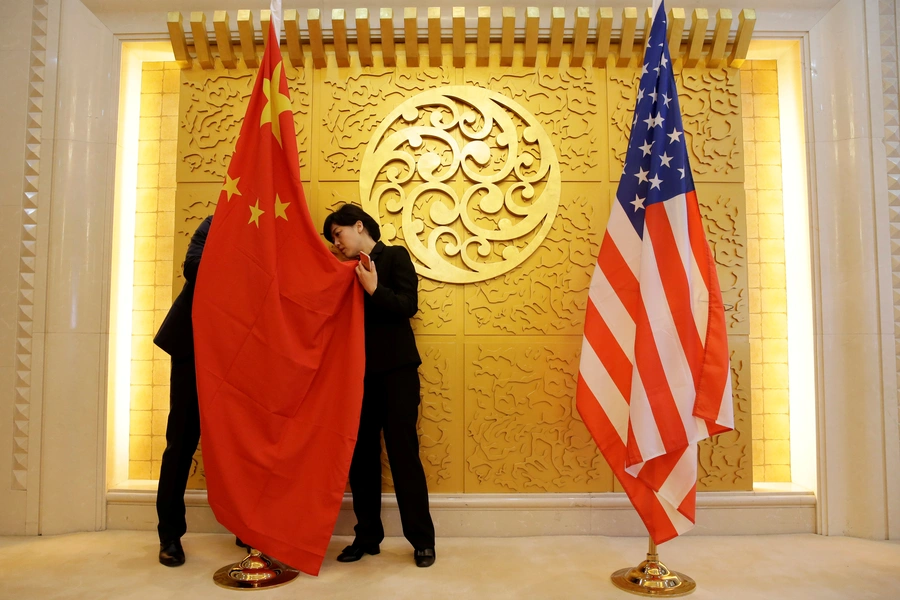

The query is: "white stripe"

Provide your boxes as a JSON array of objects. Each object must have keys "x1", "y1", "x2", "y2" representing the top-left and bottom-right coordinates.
[
  {"x1": 694, "y1": 416, "x2": 709, "y2": 439},
  {"x1": 663, "y1": 194, "x2": 692, "y2": 291},
  {"x1": 656, "y1": 490, "x2": 696, "y2": 535},
  {"x1": 579, "y1": 340, "x2": 629, "y2": 444},
  {"x1": 663, "y1": 194, "x2": 709, "y2": 346},
  {"x1": 588, "y1": 263, "x2": 636, "y2": 363},
  {"x1": 716, "y1": 368, "x2": 735, "y2": 426},
  {"x1": 657, "y1": 444, "x2": 698, "y2": 509},
  {"x1": 640, "y1": 223, "x2": 702, "y2": 442},
  {"x1": 624, "y1": 370, "x2": 665, "y2": 475},
  {"x1": 607, "y1": 200, "x2": 642, "y2": 276}
]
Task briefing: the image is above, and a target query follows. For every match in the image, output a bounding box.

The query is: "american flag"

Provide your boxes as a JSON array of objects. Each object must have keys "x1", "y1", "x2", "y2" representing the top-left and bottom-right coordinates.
[{"x1": 576, "y1": 1, "x2": 734, "y2": 544}]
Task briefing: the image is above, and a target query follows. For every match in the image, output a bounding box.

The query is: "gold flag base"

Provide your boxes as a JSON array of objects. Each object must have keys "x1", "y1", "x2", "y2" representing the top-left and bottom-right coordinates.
[
  {"x1": 213, "y1": 549, "x2": 300, "y2": 590},
  {"x1": 610, "y1": 538, "x2": 696, "y2": 597}
]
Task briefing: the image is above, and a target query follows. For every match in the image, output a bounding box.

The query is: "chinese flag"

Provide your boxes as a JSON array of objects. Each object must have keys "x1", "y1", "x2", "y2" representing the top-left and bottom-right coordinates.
[{"x1": 192, "y1": 22, "x2": 365, "y2": 576}]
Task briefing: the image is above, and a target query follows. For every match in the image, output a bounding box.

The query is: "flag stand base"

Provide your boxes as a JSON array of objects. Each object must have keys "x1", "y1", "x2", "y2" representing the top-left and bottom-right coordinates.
[
  {"x1": 610, "y1": 537, "x2": 696, "y2": 597},
  {"x1": 213, "y1": 548, "x2": 300, "y2": 590}
]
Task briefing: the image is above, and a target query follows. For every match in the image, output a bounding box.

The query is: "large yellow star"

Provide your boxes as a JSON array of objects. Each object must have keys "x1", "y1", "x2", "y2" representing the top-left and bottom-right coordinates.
[
  {"x1": 248, "y1": 200, "x2": 264, "y2": 227},
  {"x1": 274, "y1": 195, "x2": 290, "y2": 221},
  {"x1": 222, "y1": 173, "x2": 241, "y2": 201},
  {"x1": 259, "y1": 61, "x2": 292, "y2": 147}
]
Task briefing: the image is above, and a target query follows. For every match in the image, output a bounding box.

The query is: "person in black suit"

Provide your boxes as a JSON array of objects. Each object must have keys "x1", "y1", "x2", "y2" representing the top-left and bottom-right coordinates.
[
  {"x1": 153, "y1": 215, "x2": 218, "y2": 567},
  {"x1": 323, "y1": 204, "x2": 436, "y2": 568}
]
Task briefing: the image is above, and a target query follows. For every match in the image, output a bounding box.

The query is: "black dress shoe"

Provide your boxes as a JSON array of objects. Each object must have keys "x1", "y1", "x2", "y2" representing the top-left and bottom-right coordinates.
[
  {"x1": 414, "y1": 548, "x2": 435, "y2": 568},
  {"x1": 336, "y1": 543, "x2": 380, "y2": 562},
  {"x1": 159, "y1": 539, "x2": 185, "y2": 567},
  {"x1": 235, "y1": 536, "x2": 251, "y2": 552}
]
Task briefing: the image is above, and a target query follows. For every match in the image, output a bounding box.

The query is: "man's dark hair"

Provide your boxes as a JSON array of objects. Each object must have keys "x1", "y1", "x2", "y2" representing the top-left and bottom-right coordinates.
[{"x1": 323, "y1": 204, "x2": 381, "y2": 243}]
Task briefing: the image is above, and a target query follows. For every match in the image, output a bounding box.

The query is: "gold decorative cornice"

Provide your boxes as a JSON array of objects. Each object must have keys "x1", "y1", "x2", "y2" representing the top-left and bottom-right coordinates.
[{"x1": 166, "y1": 6, "x2": 756, "y2": 70}]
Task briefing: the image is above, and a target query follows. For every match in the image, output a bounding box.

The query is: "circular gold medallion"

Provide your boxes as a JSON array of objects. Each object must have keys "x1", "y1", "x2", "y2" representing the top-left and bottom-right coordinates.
[{"x1": 360, "y1": 86, "x2": 561, "y2": 283}]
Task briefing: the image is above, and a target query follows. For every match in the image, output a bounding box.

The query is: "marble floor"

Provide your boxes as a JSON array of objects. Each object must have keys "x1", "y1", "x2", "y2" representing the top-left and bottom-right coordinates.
[{"x1": 1, "y1": 532, "x2": 899, "y2": 599}]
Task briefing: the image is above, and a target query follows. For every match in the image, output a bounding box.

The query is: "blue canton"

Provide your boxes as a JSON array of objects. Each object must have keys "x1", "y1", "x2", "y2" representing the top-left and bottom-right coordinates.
[{"x1": 616, "y1": 1, "x2": 694, "y2": 237}]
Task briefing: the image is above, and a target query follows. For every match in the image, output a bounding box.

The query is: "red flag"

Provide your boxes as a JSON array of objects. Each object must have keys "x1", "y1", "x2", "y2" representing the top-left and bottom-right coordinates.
[
  {"x1": 192, "y1": 22, "x2": 365, "y2": 575},
  {"x1": 576, "y1": 2, "x2": 734, "y2": 545}
]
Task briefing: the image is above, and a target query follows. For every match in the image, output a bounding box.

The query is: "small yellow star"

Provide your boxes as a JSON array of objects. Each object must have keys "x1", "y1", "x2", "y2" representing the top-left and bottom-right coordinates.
[
  {"x1": 248, "y1": 200, "x2": 264, "y2": 227},
  {"x1": 274, "y1": 195, "x2": 290, "y2": 220},
  {"x1": 222, "y1": 173, "x2": 241, "y2": 201},
  {"x1": 259, "y1": 61, "x2": 293, "y2": 147}
]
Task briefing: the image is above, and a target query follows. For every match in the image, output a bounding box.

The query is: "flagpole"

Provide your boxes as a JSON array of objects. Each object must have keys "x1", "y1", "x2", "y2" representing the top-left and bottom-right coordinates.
[{"x1": 610, "y1": 535, "x2": 696, "y2": 596}]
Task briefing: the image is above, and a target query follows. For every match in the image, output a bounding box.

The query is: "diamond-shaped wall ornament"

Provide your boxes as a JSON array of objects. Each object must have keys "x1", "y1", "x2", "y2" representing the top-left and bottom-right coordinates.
[
  {"x1": 889, "y1": 174, "x2": 900, "y2": 190},
  {"x1": 886, "y1": 126, "x2": 900, "y2": 143},
  {"x1": 889, "y1": 189, "x2": 900, "y2": 207},
  {"x1": 885, "y1": 94, "x2": 899, "y2": 112}
]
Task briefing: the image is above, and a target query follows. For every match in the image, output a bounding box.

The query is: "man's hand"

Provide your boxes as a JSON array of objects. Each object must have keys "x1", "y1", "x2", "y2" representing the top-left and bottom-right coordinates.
[{"x1": 356, "y1": 260, "x2": 378, "y2": 295}]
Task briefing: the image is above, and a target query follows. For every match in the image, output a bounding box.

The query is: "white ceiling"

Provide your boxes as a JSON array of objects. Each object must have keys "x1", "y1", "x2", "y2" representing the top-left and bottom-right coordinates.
[{"x1": 82, "y1": 0, "x2": 844, "y2": 36}]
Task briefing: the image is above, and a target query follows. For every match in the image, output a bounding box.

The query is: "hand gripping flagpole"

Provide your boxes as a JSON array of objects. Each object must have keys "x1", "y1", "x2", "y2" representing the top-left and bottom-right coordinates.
[{"x1": 610, "y1": 536, "x2": 696, "y2": 597}]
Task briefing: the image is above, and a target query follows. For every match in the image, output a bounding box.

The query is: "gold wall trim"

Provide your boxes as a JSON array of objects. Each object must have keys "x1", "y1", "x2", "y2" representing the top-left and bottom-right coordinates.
[{"x1": 166, "y1": 6, "x2": 756, "y2": 70}]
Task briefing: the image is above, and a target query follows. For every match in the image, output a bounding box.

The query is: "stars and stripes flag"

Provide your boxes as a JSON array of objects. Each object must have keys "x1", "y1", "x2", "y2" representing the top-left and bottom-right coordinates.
[{"x1": 576, "y1": 0, "x2": 734, "y2": 544}]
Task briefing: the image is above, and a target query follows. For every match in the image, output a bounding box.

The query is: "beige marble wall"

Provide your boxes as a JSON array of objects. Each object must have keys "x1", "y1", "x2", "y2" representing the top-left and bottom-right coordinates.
[
  {"x1": 808, "y1": 0, "x2": 900, "y2": 538},
  {"x1": 875, "y1": 0, "x2": 900, "y2": 540},
  {"x1": 0, "y1": 0, "x2": 41, "y2": 535},
  {"x1": 742, "y1": 60, "x2": 791, "y2": 483},
  {"x1": 37, "y1": 0, "x2": 116, "y2": 534},
  {"x1": 128, "y1": 61, "x2": 178, "y2": 481}
]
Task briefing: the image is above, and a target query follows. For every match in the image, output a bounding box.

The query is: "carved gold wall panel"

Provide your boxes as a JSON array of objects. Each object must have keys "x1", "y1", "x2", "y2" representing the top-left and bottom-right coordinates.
[
  {"x1": 177, "y1": 62, "x2": 312, "y2": 184},
  {"x1": 317, "y1": 60, "x2": 455, "y2": 182},
  {"x1": 699, "y1": 337, "x2": 752, "y2": 489},
  {"x1": 466, "y1": 182, "x2": 607, "y2": 337},
  {"x1": 464, "y1": 48, "x2": 610, "y2": 182},
  {"x1": 608, "y1": 56, "x2": 744, "y2": 183},
  {"x1": 465, "y1": 341, "x2": 614, "y2": 492},
  {"x1": 149, "y1": 38, "x2": 759, "y2": 492}
]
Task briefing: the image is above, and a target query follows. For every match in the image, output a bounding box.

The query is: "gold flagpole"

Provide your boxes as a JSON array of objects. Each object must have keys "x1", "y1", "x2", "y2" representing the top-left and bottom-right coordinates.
[
  {"x1": 610, "y1": 536, "x2": 696, "y2": 596},
  {"x1": 213, "y1": 548, "x2": 300, "y2": 590}
]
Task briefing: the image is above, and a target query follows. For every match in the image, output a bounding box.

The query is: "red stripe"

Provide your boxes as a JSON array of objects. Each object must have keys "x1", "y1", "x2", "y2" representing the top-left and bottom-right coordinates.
[
  {"x1": 583, "y1": 298, "x2": 633, "y2": 402},
  {"x1": 686, "y1": 191, "x2": 712, "y2": 291},
  {"x1": 645, "y1": 203, "x2": 704, "y2": 385},
  {"x1": 576, "y1": 376, "x2": 681, "y2": 544},
  {"x1": 597, "y1": 237, "x2": 640, "y2": 322},
  {"x1": 705, "y1": 421, "x2": 731, "y2": 436},
  {"x1": 677, "y1": 482, "x2": 697, "y2": 522},
  {"x1": 626, "y1": 419, "x2": 643, "y2": 466},
  {"x1": 636, "y1": 446, "x2": 687, "y2": 492},
  {"x1": 598, "y1": 222, "x2": 689, "y2": 461},
  {"x1": 685, "y1": 191, "x2": 732, "y2": 425},
  {"x1": 633, "y1": 297, "x2": 690, "y2": 455}
]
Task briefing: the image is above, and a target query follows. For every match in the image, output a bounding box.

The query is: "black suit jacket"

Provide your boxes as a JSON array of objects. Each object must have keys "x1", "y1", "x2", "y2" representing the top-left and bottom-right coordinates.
[
  {"x1": 153, "y1": 216, "x2": 213, "y2": 358},
  {"x1": 364, "y1": 241, "x2": 422, "y2": 375}
]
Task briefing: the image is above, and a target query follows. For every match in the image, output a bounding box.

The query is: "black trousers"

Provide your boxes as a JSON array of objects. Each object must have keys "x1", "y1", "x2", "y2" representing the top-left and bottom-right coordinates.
[
  {"x1": 349, "y1": 365, "x2": 435, "y2": 550},
  {"x1": 156, "y1": 356, "x2": 200, "y2": 544}
]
